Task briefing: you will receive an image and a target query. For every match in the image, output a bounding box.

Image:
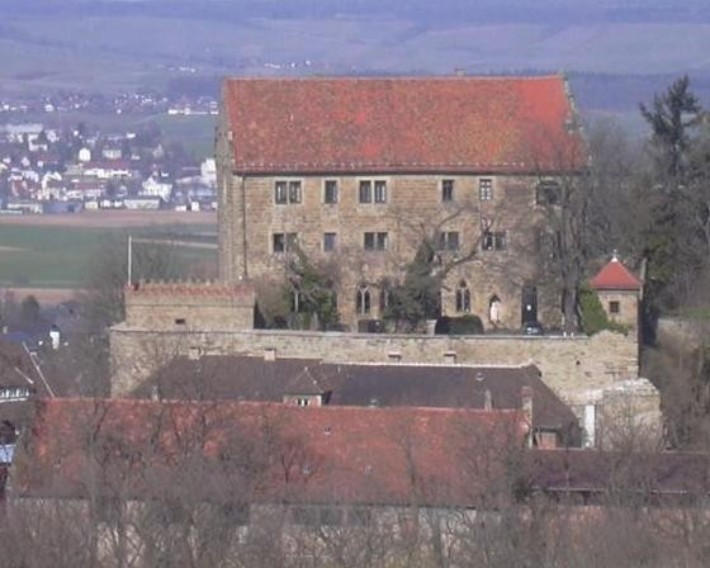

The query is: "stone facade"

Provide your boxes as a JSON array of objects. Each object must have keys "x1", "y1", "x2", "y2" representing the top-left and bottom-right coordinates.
[
  {"x1": 217, "y1": 169, "x2": 546, "y2": 330},
  {"x1": 124, "y1": 280, "x2": 255, "y2": 331},
  {"x1": 216, "y1": 76, "x2": 585, "y2": 331}
]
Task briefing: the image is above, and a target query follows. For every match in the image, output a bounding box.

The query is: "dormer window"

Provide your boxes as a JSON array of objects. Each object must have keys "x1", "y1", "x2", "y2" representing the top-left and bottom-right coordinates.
[{"x1": 0, "y1": 388, "x2": 30, "y2": 402}]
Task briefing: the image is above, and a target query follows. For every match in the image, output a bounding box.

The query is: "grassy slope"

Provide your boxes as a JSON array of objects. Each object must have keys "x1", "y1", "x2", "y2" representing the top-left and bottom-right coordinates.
[{"x1": 0, "y1": 223, "x2": 217, "y2": 288}]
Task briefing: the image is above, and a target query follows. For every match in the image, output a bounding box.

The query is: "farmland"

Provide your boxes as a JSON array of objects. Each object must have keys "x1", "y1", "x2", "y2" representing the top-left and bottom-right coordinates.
[{"x1": 0, "y1": 212, "x2": 217, "y2": 302}]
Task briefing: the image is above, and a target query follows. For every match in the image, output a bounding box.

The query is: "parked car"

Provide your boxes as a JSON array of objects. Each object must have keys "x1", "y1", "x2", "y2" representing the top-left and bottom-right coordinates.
[{"x1": 523, "y1": 321, "x2": 544, "y2": 336}]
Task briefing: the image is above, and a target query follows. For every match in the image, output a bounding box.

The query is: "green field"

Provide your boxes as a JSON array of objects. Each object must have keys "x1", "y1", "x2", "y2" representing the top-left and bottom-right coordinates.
[{"x1": 0, "y1": 224, "x2": 217, "y2": 289}]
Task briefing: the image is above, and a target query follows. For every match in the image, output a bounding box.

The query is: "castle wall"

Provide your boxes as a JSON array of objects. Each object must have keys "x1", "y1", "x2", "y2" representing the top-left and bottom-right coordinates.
[
  {"x1": 216, "y1": 166, "x2": 555, "y2": 330},
  {"x1": 124, "y1": 282, "x2": 255, "y2": 331},
  {"x1": 110, "y1": 327, "x2": 638, "y2": 409}
]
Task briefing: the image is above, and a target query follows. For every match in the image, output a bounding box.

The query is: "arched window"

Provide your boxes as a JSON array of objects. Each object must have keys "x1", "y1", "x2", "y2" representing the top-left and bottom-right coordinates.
[
  {"x1": 356, "y1": 285, "x2": 372, "y2": 316},
  {"x1": 455, "y1": 280, "x2": 471, "y2": 313},
  {"x1": 290, "y1": 287, "x2": 302, "y2": 313},
  {"x1": 489, "y1": 294, "x2": 502, "y2": 324},
  {"x1": 379, "y1": 286, "x2": 391, "y2": 313}
]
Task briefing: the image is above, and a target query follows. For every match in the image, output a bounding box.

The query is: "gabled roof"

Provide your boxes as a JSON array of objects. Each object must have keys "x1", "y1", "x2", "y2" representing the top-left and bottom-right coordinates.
[
  {"x1": 132, "y1": 356, "x2": 578, "y2": 436},
  {"x1": 222, "y1": 75, "x2": 585, "y2": 175},
  {"x1": 14, "y1": 399, "x2": 528, "y2": 508},
  {"x1": 590, "y1": 257, "x2": 642, "y2": 291}
]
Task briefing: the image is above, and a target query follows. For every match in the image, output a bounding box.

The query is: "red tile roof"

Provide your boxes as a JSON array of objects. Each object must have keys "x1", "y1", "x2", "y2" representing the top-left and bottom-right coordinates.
[
  {"x1": 14, "y1": 399, "x2": 528, "y2": 508},
  {"x1": 222, "y1": 76, "x2": 585, "y2": 175},
  {"x1": 589, "y1": 258, "x2": 642, "y2": 291}
]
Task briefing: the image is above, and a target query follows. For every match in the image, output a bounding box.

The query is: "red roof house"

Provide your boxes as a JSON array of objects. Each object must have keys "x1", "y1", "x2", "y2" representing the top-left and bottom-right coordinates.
[
  {"x1": 221, "y1": 75, "x2": 585, "y2": 175},
  {"x1": 13, "y1": 398, "x2": 528, "y2": 508},
  {"x1": 590, "y1": 256, "x2": 642, "y2": 291}
]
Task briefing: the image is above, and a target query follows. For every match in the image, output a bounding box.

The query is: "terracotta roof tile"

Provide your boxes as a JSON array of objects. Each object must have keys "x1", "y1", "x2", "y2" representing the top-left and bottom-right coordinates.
[
  {"x1": 590, "y1": 258, "x2": 642, "y2": 291},
  {"x1": 222, "y1": 75, "x2": 585, "y2": 174},
  {"x1": 14, "y1": 399, "x2": 528, "y2": 507}
]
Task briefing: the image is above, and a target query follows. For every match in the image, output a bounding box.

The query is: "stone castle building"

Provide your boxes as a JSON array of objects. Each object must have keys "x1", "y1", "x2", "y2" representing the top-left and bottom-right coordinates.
[
  {"x1": 215, "y1": 75, "x2": 586, "y2": 330},
  {"x1": 109, "y1": 75, "x2": 661, "y2": 449}
]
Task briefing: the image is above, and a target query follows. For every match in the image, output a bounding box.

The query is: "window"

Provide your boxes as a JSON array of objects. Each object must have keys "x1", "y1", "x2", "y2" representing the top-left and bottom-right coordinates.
[
  {"x1": 275, "y1": 181, "x2": 287, "y2": 204},
  {"x1": 482, "y1": 231, "x2": 507, "y2": 251},
  {"x1": 290, "y1": 287, "x2": 303, "y2": 313},
  {"x1": 374, "y1": 180, "x2": 387, "y2": 203},
  {"x1": 479, "y1": 178, "x2": 493, "y2": 201},
  {"x1": 273, "y1": 232, "x2": 298, "y2": 253},
  {"x1": 288, "y1": 181, "x2": 302, "y2": 203},
  {"x1": 456, "y1": 280, "x2": 471, "y2": 313},
  {"x1": 359, "y1": 180, "x2": 387, "y2": 203},
  {"x1": 442, "y1": 179, "x2": 454, "y2": 202},
  {"x1": 364, "y1": 232, "x2": 388, "y2": 251},
  {"x1": 274, "y1": 180, "x2": 301, "y2": 204},
  {"x1": 437, "y1": 231, "x2": 460, "y2": 251},
  {"x1": 297, "y1": 397, "x2": 310, "y2": 407},
  {"x1": 356, "y1": 285, "x2": 372, "y2": 315},
  {"x1": 536, "y1": 180, "x2": 562, "y2": 206},
  {"x1": 609, "y1": 301, "x2": 620, "y2": 314},
  {"x1": 174, "y1": 318, "x2": 186, "y2": 326},
  {"x1": 324, "y1": 180, "x2": 338, "y2": 204},
  {"x1": 323, "y1": 232, "x2": 337, "y2": 252},
  {"x1": 379, "y1": 286, "x2": 391, "y2": 312},
  {"x1": 359, "y1": 181, "x2": 372, "y2": 203}
]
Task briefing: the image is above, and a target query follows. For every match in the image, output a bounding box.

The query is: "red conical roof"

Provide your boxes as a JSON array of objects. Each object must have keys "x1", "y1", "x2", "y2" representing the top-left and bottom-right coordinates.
[{"x1": 590, "y1": 257, "x2": 642, "y2": 291}]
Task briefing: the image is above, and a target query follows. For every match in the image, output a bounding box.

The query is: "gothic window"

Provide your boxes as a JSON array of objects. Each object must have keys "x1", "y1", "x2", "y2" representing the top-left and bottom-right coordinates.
[
  {"x1": 356, "y1": 285, "x2": 372, "y2": 315},
  {"x1": 455, "y1": 280, "x2": 471, "y2": 313},
  {"x1": 489, "y1": 295, "x2": 502, "y2": 324}
]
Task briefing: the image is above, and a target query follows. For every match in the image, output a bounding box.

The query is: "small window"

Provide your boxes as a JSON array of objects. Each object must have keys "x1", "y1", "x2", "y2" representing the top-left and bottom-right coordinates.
[
  {"x1": 609, "y1": 301, "x2": 620, "y2": 314},
  {"x1": 274, "y1": 181, "x2": 288, "y2": 204},
  {"x1": 479, "y1": 178, "x2": 493, "y2": 201},
  {"x1": 482, "y1": 231, "x2": 507, "y2": 251},
  {"x1": 288, "y1": 181, "x2": 302, "y2": 203},
  {"x1": 356, "y1": 285, "x2": 372, "y2": 315},
  {"x1": 297, "y1": 397, "x2": 310, "y2": 407},
  {"x1": 437, "y1": 231, "x2": 460, "y2": 251},
  {"x1": 359, "y1": 181, "x2": 372, "y2": 203},
  {"x1": 275, "y1": 180, "x2": 301, "y2": 204},
  {"x1": 456, "y1": 281, "x2": 471, "y2": 313},
  {"x1": 273, "y1": 232, "x2": 297, "y2": 253},
  {"x1": 323, "y1": 232, "x2": 337, "y2": 252},
  {"x1": 324, "y1": 180, "x2": 338, "y2": 204},
  {"x1": 374, "y1": 180, "x2": 387, "y2": 203},
  {"x1": 379, "y1": 286, "x2": 391, "y2": 312},
  {"x1": 364, "y1": 232, "x2": 388, "y2": 251},
  {"x1": 174, "y1": 318, "x2": 186, "y2": 326},
  {"x1": 442, "y1": 179, "x2": 454, "y2": 202},
  {"x1": 536, "y1": 180, "x2": 562, "y2": 206}
]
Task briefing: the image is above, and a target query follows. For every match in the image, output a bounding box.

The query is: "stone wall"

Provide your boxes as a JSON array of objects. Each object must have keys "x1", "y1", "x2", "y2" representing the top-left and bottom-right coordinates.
[
  {"x1": 124, "y1": 281, "x2": 255, "y2": 331},
  {"x1": 216, "y1": 102, "x2": 558, "y2": 331},
  {"x1": 110, "y1": 327, "x2": 638, "y2": 406}
]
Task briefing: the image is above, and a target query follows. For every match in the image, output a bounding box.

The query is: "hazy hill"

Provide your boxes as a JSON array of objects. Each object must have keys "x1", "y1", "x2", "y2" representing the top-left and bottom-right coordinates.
[{"x1": 1, "y1": 0, "x2": 709, "y2": 126}]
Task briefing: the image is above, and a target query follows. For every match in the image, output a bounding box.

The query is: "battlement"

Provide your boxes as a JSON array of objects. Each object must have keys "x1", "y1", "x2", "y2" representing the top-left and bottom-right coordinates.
[
  {"x1": 124, "y1": 279, "x2": 255, "y2": 330},
  {"x1": 127, "y1": 279, "x2": 255, "y2": 301}
]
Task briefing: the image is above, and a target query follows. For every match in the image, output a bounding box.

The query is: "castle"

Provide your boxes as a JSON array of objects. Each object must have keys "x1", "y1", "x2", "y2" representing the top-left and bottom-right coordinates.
[{"x1": 109, "y1": 75, "x2": 661, "y2": 449}]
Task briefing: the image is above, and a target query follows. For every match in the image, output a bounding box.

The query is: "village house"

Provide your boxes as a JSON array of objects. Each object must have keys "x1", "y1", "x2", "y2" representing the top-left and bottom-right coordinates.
[
  {"x1": 131, "y1": 355, "x2": 581, "y2": 448},
  {"x1": 216, "y1": 75, "x2": 586, "y2": 331}
]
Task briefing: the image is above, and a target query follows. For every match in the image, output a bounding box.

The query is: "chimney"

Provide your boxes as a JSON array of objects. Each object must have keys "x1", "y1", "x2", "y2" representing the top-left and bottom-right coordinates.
[
  {"x1": 264, "y1": 347, "x2": 277, "y2": 362},
  {"x1": 483, "y1": 389, "x2": 493, "y2": 410},
  {"x1": 521, "y1": 386, "x2": 534, "y2": 448}
]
